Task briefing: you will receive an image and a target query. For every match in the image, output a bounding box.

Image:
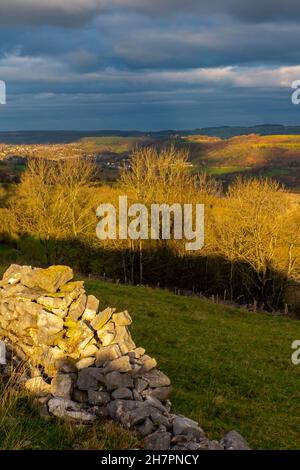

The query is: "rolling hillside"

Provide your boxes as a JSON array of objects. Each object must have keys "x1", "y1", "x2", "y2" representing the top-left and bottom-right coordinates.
[
  {"x1": 86, "y1": 279, "x2": 300, "y2": 450},
  {"x1": 2, "y1": 132, "x2": 300, "y2": 189},
  {"x1": 183, "y1": 134, "x2": 300, "y2": 189},
  {"x1": 0, "y1": 263, "x2": 300, "y2": 450}
]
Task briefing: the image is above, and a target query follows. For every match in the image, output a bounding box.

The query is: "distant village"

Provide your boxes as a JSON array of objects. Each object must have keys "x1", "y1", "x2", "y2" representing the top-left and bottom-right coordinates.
[{"x1": 0, "y1": 143, "x2": 127, "y2": 172}]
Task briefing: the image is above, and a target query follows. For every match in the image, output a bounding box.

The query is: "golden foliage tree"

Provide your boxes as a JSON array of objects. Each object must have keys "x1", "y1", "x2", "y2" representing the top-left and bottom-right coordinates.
[
  {"x1": 214, "y1": 177, "x2": 291, "y2": 304},
  {"x1": 11, "y1": 156, "x2": 99, "y2": 262}
]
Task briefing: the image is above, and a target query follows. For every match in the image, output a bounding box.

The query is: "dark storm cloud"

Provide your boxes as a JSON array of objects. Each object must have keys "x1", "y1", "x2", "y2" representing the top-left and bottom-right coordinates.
[
  {"x1": 1, "y1": 1, "x2": 300, "y2": 25},
  {"x1": 109, "y1": 21, "x2": 300, "y2": 69},
  {"x1": 0, "y1": 1, "x2": 300, "y2": 129},
  {"x1": 0, "y1": 86, "x2": 295, "y2": 132},
  {"x1": 1, "y1": 16, "x2": 299, "y2": 72}
]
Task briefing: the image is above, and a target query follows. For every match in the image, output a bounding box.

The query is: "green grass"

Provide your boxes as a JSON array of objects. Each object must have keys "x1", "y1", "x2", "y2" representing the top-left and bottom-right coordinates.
[
  {"x1": 0, "y1": 245, "x2": 21, "y2": 259},
  {"x1": 80, "y1": 136, "x2": 148, "y2": 154},
  {"x1": 205, "y1": 166, "x2": 250, "y2": 175},
  {"x1": 262, "y1": 168, "x2": 292, "y2": 177},
  {"x1": 84, "y1": 280, "x2": 300, "y2": 450},
  {"x1": 0, "y1": 380, "x2": 139, "y2": 450},
  {"x1": 1, "y1": 261, "x2": 300, "y2": 450}
]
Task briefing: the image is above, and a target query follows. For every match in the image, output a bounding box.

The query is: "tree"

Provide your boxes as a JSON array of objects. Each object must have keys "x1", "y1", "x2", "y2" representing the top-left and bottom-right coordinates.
[
  {"x1": 120, "y1": 145, "x2": 196, "y2": 282},
  {"x1": 120, "y1": 145, "x2": 194, "y2": 205},
  {"x1": 120, "y1": 145, "x2": 220, "y2": 283},
  {"x1": 11, "y1": 156, "x2": 98, "y2": 263},
  {"x1": 214, "y1": 177, "x2": 289, "y2": 307}
]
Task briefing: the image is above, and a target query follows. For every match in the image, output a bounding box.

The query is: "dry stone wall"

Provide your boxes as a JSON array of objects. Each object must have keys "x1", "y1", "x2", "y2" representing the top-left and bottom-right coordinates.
[{"x1": 0, "y1": 264, "x2": 250, "y2": 450}]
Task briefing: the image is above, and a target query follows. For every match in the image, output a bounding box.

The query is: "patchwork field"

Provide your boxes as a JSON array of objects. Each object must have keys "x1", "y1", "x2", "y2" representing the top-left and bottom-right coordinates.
[
  {"x1": 2, "y1": 132, "x2": 300, "y2": 189},
  {"x1": 180, "y1": 134, "x2": 300, "y2": 189}
]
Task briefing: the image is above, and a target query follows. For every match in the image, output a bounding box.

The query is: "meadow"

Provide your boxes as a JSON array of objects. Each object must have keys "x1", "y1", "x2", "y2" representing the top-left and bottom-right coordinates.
[
  {"x1": 184, "y1": 134, "x2": 300, "y2": 189},
  {"x1": 86, "y1": 279, "x2": 300, "y2": 450},
  {"x1": 1, "y1": 270, "x2": 299, "y2": 450}
]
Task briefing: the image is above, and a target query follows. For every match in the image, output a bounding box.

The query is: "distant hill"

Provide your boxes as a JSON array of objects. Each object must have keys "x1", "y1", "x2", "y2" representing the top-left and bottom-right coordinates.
[
  {"x1": 0, "y1": 130, "x2": 146, "y2": 145},
  {"x1": 2, "y1": 125, "x2": 300, "y2": 144},
  {"x1": 195, "y1": 125, "x2": 300, "y2": 139},
  {"x1": 1, "y1": 127, "x2": 300, "y2": 190},
  {"x1": 181, "y1": 133, "x2": 300, "y2": 189}
]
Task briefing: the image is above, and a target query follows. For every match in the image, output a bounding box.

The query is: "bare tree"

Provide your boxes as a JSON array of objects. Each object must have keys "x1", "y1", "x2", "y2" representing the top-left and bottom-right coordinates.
[
  {"x1": 214, "y1": 177, "x2": 289, "y2": 305},
  {"x1": 11, "y1": 156, "x2": 98, "y2": 262}
]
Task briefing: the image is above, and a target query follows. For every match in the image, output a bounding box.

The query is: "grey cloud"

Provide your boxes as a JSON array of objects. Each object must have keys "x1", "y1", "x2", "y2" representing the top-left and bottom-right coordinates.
[
  {"x1": 0, "y1": 86, "x2": 295, "y2": 131},
  {"x1": 1, "y1": 0, "x2": 300, "y2": 26},
  {"x1": 1, "y1": 14, "x2": 298, "y2": 75},
  {"x1": 112, "y1": 23, "x2": 300, "y2": 69},
  {"x1": 0, "y1": 0, "x2": 300, "y2": 130}
]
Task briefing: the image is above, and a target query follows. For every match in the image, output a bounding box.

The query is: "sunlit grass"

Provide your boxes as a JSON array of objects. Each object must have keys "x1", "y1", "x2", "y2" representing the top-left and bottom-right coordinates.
[
  {"x1": 85, "y1": 279, "x2": 300, "y2": 450},
  {"x1": 205, "y1": 166, "x2": 250, "y2": 175},
  {"x1": 1, "y1": 263, "x2": 300, "y2": 450}
]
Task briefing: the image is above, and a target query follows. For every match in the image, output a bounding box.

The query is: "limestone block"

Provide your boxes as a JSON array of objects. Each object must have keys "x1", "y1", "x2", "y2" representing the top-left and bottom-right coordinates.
[
  {"x1": 60, "y1": 281, "x2": 84, "y2": 293},
  {"x1": 55, "y1": 358, "x2": 77, "y2": 374},
  {"x1": 135, "y1": 417, "x2": 154, "y2": 437},
  {"x1": 91, "y1": 307, "x2": 115, "y2": 331},
  {"x1": 111, "y1": 387, "x2": 133, "y2": 400},
  {"x1": 77, "y1": 367, "x2": 105, "y2": 391},
  {"x1": 106, "y1": 355, "x2": 132, "y2": 373},
  {"x1": 21, "y1": 266, "x2": 73, "y2": 293},
  {"x1": 145, "y1": 429, "x2": 172, "y2": 450},
  {"x1": 142, "y1": 386, "x2": 171, "y2": 402},
  {"x1": 25, "y1": 377, "x2": 51, "y2": 396},
  {"x1": 112, "y1": 311, "x2": 132, "y2": 326},
  {"x1": 104, "y1": 371, "x2": 133, "y2": 390},
  {"x1": 134, "y1": 377, "x2": 148, "y2": 393},
  {"x1": 48, "y1": 398, "x2": 96, "y2": 422},
  {"x1": 173, "y1": 415, "x2": 205, "y2": 441},
  {"x1": 141, "y1": 369, "x2": 171, "y2": 388},
  {"x1": 139, "y1": 355, "x2": 157, "y2": 372},
  {"x1": 80, "y1": 344, "x2": 98, "y2": 358},
  {"x1": 69, "y1": 294, "x2": 87, "y2": 321},
  {"x1": 76, "y1": 357, "x2": 95, "y2": 369},
  {"x1": 97, "y1": 322, "x2": 115, "y2": 346},
  {"x1": 220, "y1": 431, "x2": 251, "y2": 450},
  {"x1": 88, "y1": 389, "x2": 110, "y2": 405},
  {"x1": 37, "y1": 296, "x2": 68, "y2": 310},
  {"x1": 112, "y1": 326, "x2": 136, "y2": 354},
  {"x1": 37, "y1": 310, "x2": 64, "y2": 336},
  {"x1": 95, "y1": 344, "x2": 121, "y2": 367},
  {"x1": 2, "y1": 264, "x2": 32, "y2": 285},
  {"x1": 82, "y1": 295, "x2": 99, "y2": 321},
  {"x1": 64, "y1": 319, "x2": 94, "y2": 354},
  {"x1": 51, "y1": 373, "x2": 74, "y2": 399}
]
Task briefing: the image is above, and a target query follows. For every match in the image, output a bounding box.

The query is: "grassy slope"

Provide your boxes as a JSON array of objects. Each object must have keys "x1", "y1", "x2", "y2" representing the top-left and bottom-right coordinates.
[
  {"x1": 85, "y1": 280, "x2": 300, "y2": 450},
  {"x1": 2, "y1": 133, "x2": 300, "y2": 189},
  {"x1": 1, "y1": 262, "x2": 300, "y2": 450},
  {"x1": 79, "y1": 136, "x2": 153, "y2": 154},
  {"x1": 0, "y1": 386, "x2": 139, "y2": 450},
  {"x1": 185, "y1": 134, "x2": 300, "y2": 166}
]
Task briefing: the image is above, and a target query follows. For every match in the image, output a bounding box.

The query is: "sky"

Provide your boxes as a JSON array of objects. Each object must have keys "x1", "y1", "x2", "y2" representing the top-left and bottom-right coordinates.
[{"x1": 0, "y1": 0, "x2": 300, "y2": 130}]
